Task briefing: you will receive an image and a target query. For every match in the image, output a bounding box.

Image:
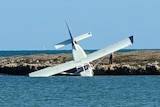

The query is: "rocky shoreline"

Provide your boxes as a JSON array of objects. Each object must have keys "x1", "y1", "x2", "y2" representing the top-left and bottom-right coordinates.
[{"x1": 0, "y1": 50, "x2": 160, "y2": 76}]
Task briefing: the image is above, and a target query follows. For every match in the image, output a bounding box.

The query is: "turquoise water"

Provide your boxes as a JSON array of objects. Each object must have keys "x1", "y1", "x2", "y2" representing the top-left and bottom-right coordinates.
[{"x1": 0, "y1": 75, "x2": 160, "y2": 107}]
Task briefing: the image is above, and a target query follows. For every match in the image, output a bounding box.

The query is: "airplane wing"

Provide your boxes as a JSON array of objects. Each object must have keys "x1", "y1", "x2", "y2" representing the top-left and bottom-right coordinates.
[
  {"x1": 29, "y1": 61, "x2": 82, "y2": 77},
  {"x1": 29, "y1": 36, "x2": 133, "y2": 77},
  {"x1": 82, "y1": 36, "x2": 133, "y2": 63}
]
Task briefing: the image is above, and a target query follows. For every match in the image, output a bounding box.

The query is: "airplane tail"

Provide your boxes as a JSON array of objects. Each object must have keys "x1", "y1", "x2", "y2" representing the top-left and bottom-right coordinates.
[
  {"x1": 55, "y1": 22, "x2": 92, "y2": 49},
  {"x1": 55, "y1": 32, "x2": 92, "y2": 49},
  {"x1": 54, "y1": 39, "x2": 72, "y2": 49}
]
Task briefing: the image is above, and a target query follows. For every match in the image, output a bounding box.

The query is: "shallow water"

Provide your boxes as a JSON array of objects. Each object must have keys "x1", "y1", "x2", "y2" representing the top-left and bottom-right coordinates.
[{"x1": 0, "y1": 75, "x2": 160, "y2": 107}]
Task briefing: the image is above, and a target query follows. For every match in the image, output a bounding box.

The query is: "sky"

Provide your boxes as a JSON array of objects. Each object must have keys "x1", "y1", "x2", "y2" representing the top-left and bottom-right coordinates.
[{"x1": 0, "y1": 0, "x2": 160, "y2": 50}]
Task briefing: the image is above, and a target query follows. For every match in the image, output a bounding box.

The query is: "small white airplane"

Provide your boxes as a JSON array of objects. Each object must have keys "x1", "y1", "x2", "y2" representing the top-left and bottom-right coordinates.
[{"x1": 29, "y1": 23, "x2": 133, "y2": 77}]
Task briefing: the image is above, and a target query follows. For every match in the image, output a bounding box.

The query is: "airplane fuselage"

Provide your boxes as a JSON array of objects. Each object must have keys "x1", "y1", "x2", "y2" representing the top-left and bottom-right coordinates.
[
  {"x1": 75, "y1": 63, "x2": 94, "y2": 76},
  {"x1": 72, "y1": 40, "x2": 94, "y2": 76}
]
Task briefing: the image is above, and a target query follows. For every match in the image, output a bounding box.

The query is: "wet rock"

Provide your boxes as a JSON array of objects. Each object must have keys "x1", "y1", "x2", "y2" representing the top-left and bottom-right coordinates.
[{"x1": 0, "y1": 50, "x2": 160, "y2": 75}]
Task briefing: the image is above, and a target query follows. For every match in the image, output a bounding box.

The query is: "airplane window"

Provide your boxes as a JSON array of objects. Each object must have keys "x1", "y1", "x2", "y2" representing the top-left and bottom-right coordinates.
[
  {"x1": 77, "y1": 67, "x2": 84, "y2": 72},
  {"x1": 84, "y1": 64, "x2": 89, "y2": 70}
]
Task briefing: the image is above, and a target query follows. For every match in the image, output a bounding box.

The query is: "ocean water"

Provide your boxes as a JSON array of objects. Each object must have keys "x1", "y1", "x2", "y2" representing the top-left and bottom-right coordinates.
[
  {"x1": 0, "y1": 49, "x2": 151, "y2": 57},
  {"x1": 0, "y1": 50, "x2": 160, "y2": 107},
  {"x1": 0, "y1": 75, "x2": 160, "y2": 107},
  {"x1": 0, "y1": 50, "x2": 94, "y2": 57}
]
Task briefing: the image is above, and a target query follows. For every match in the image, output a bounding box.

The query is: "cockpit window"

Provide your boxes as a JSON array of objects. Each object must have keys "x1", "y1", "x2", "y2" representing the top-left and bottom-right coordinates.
[
  {"x1": 84, "y1": 64, "x2": 89, "y2": 70},
  {"x1": 77, "y1": 67, "x2": 84, "y2": 72}
]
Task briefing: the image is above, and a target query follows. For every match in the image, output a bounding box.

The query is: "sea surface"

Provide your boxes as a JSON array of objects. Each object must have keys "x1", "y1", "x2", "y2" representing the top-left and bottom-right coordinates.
[
  {"x1": 0, "y1": 49, "x2": 158, "y2": 57},
  {"x1": 0, "y1": 75, "x2": 160, "y2": 107}
]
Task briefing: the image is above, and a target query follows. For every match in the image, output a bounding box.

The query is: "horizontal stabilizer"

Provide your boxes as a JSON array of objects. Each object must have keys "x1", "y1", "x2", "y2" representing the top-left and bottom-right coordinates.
[
  {"x1": 55, "y1": 39, "x2": 72, "y2": 49},
  {"x1": 54, "y1": 32, "x2": 92, "y2": 49},
  {"x1": 74, "y1": 32, "x2": 92, "y2": 42}
]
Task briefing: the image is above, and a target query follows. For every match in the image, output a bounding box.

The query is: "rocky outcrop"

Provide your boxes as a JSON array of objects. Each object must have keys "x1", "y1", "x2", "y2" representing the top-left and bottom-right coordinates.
[
  {"x1": 0, "y1": 50, "x2": 160, "y2": 75},
  {"x1": 0, "y1": 54, "x2": 71, "y2": 75},
  {"x1": 94, "y1": 62, "x2": 160, "y2": 75}
]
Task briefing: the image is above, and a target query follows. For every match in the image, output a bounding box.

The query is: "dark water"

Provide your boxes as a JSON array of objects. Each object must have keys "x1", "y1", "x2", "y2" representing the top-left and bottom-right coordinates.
[
  {"x1": 0, "y1": 50, "x2": 73, "y2": 57},
  {"x1": 0, "y1": 50, "x2": 160, "y2": 107},
  {"x1": 0, "y1": 49, "x2": 153, "y2": 57},
  {"x1": 0, "y1": 75, "x2": 160, "y2": 107}
]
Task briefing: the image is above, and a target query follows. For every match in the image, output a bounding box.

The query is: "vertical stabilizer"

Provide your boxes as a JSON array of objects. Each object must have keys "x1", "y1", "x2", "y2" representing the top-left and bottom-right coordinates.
[{"x1": 54, "y1": 22, "x2": 92, "y2": 61}]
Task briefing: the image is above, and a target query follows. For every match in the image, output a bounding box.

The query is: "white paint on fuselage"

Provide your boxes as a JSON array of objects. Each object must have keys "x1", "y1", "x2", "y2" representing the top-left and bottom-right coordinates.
[
  {"x1": 72, "y1": 41, "x2": 87, "y2": 61},
  {"x1": 72, "y1": 41, "x2": 93, "y2": 76},
  {"x1": 76, "y1": 64, "x2": 94, "y2": 76}
]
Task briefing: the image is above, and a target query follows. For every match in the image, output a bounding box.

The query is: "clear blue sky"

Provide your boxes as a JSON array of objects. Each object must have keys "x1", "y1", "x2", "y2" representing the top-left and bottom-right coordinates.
[{"x1": 0, "y1": 0, "x2": 160, "y2": 50}]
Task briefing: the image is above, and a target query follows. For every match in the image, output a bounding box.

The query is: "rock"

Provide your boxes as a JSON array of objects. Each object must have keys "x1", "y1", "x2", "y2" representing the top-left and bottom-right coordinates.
[{"x1": 0, "y1": 50, "x2": 160, "y2": 75}]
